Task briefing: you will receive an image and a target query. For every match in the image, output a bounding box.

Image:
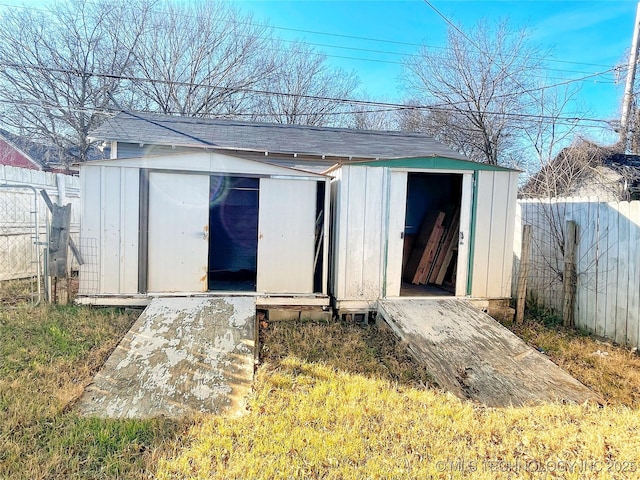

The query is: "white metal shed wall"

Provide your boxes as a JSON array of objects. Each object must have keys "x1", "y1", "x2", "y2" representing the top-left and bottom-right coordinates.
[
  {"x1": 331, "y1": 165, "x2": 519, "y2": 305},
  {"x1": 80, "y1": 164, "x2": 140, "y2": 295},
  {"x1": 470, "y1": 170, "x2": 519, "y2": 298},
  {"x1": 331, "y1": 166, "x2": 386, "y2": 307},
  {"x1": 80, "y1": 151, "x2": 330, "y2": 297}
]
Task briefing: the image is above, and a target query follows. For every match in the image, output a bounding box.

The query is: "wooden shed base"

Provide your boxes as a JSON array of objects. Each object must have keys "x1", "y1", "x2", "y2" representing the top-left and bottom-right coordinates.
[{"x1": 377, "y1": 298, "x2": 600, "y2": 407}]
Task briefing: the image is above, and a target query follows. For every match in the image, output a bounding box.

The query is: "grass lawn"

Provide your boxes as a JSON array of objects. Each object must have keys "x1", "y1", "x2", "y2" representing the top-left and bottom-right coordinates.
[{"x1": 1, "y1": 297, "x2": 640, "y2": 479}]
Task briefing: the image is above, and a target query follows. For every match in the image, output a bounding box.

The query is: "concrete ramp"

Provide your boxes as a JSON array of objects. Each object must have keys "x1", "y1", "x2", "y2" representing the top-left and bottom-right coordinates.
[
  {"x1": 378, "y1": 298, "x2": 600, "y2": 407},
  {"x1": 76, "y1": 296, "x2": 255, "y2": 418}
]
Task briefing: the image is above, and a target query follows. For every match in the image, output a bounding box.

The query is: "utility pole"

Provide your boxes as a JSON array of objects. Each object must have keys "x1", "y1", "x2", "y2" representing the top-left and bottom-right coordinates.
[{"x1": 621, "y1": 1, "x2": 640, "y2": 151}]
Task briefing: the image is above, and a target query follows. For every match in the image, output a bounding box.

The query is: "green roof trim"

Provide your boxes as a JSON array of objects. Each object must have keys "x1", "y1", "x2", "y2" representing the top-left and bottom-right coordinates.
[{"x1": 358, "y1": 156, "x2": 518, "y2": 172}]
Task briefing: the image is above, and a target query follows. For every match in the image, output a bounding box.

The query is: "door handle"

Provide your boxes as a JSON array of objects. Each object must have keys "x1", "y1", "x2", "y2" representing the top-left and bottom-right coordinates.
[{"x1": 202, "y1": 226, "x2": 209, "y2": 240}]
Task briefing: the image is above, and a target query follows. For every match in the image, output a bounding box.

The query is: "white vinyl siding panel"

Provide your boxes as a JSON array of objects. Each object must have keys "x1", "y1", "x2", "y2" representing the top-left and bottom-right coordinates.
[{"x1": 257, "y1": 178, "x2": 316, "y2": 293}]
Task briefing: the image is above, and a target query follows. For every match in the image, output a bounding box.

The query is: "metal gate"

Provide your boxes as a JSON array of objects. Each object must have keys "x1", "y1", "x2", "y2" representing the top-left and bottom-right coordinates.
[{"x1": 0, "y1": 185, "x2": 44, "y2": 304}]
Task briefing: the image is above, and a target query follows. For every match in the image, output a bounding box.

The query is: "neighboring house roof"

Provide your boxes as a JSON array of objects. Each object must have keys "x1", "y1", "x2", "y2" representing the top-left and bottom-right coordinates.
[
  {"x1": 0, "y1": 129, "x2": 47, "y2": 170},
  {"x1": 521, "y1": 141, "x2": 640, "y2": 200},
  {"x1": 0, "y1": 128, "x2": 109, "y2": 171},
  {"x1": 89, "y1": 111, "x2": 470, "y2": 162}
]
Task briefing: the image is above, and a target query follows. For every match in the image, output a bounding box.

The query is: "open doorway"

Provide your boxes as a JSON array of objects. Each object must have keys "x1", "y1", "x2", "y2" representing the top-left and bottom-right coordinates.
[
  {"x1": 208, "y1": 175, "x2": 259, "y2": 291},
  {"x1": 401, "y1": 173, "x2": 462, "y2": 296}
]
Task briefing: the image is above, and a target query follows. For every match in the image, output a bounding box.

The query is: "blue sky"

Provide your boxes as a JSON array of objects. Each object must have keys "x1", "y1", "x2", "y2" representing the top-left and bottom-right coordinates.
[{"x1": 234, "y1": 0, "x2": 639, "y2": 141}]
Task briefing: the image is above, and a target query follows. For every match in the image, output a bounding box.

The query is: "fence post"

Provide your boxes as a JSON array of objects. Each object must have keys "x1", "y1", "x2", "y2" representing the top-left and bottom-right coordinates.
[
  {"x1": 516, "y1": 225, "x2": 532, "y2": 324},
  {"x1": 563, "y1": 221, "x2": 578, "y2": 327}
]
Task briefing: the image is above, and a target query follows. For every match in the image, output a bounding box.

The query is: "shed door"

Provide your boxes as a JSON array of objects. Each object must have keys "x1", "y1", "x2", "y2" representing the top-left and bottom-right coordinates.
[
  {"x1": 256, "y1": 178, "x2": 316, "y2": 293},
  {"x1": 385, "y1": 170, "x2": 408, "y2": 297},
  {"x1": 147, "y1": 172, "x2": 210, "y2": 292}
]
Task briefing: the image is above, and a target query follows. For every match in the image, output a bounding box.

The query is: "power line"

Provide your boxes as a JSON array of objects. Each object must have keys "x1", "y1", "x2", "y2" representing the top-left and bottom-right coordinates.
[
  {"x1": 0, "y1": 96, "x2": 614, "y2": 130},
  {"x1": 0, "y1": 61, "x2": 619, "y2": 117},
  {"x1": 0, "y1": 0, "x2": 622, "y2": 73},
  {"x1": 0, "y1": 63, "x2": 617, "y2": 129}
]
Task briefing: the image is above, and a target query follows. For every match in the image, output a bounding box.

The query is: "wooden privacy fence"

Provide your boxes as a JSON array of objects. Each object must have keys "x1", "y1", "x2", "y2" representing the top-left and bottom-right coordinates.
[{"x1": 514, "y1": 198, "x2": 640, "y2": 349}]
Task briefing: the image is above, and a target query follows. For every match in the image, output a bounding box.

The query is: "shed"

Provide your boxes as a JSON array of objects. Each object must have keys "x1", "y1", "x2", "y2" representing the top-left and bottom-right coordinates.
[
  {"x1": 330, "y1": 157, "x2": 520, "y2": 315},
  {"x1": 77, "y1": 150, "x2": 331, "y2": 308}
]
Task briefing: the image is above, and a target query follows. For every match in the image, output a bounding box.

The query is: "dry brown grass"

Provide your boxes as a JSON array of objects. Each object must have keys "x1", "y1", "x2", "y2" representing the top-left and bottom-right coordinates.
[
  {"x1": 154, "y1": 317, "x2": 640, "y2": 479},
  {"x1": 506, "y1": 319, "x2": 640, "y2": 408},
  {"x1": 4, "y1": 298, "x2": 640, "y2": 479},
  {"x1": 259, "y1": 318, "x2": 435, "y2": 388}
]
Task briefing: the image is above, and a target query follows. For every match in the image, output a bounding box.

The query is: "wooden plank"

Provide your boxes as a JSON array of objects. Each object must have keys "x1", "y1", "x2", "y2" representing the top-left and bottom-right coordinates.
[
  {"x1": 585, "y1": 198, "x2": 600, "y2": 334},
  {"x1": 429, "y1": 209, "x2": 460, "y2": 284},
  {"x1": 562, "y1": 221, "x2": 577, "y2": 327},
  {"x1": 604, "y1": 202, "x2": 619, "y2": 341},
  {"x1": 411, "y1": 212, "x2": 446, "y2": 284},
  {"x1": 515, "y1": 225, "x2": 532, "y2": 324},
  {"x1": 595, "y1": 202, "x2": 609, "y2": 338},
  {"x1": 416, "y1": 224, "x2": 445, "y2": 284},
  {"x1": 403, "y1": 210, "x2": 440, "y2": 282},
  {"x1": 378, "y1": 298, "x2": 600, "y2": 407},
  {"x1": 48, "y1": 203, "x2": 71, "y2": 278},
  {"x1": 574, "y1": 200, "x2": 591, "y2": 333},
  {"x1": 75, "y1": 296, "x2": 256, "y2": 418},
  {"x1": 615, "y1": 201, "x2": 630, "y2": 345},
  {"x1": 434, "y1": 223, "x2": 459, "y2": 285},
  {"x1": 628, "y1": 200, "x2": 640, "y2": 348}
]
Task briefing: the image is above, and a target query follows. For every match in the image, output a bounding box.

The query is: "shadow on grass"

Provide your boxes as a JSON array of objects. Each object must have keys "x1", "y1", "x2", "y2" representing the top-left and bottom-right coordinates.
[{"x1": 259, "y1": 317, "x2": 436, "y2": 389}]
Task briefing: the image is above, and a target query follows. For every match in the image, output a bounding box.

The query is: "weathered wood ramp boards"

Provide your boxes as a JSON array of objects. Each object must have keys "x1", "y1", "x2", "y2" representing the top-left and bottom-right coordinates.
[
  {"x1": 378, "y1": 298, "x2": 600, "y2": 407},
  {"x1": 75, "y1": 296, "x2": 255, "y2": 418}
]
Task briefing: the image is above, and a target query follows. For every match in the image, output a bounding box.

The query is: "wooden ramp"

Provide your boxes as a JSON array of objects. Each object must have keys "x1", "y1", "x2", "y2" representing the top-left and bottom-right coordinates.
[
  {"x1": 75, "y1": 296, "x2": 255, "y2": 418},
  {"x1": 378, "y1": 298, "x2": 600, "y2": 407}
]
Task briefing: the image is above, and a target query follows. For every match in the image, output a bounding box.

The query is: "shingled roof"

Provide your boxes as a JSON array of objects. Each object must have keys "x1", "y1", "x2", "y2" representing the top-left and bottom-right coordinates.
[
  {"x1": 521, "y1": 140, "x2": 640, "y2": 199},
  {"x1": 89, "y1": 111, "x2": 469, "y2": 161}
]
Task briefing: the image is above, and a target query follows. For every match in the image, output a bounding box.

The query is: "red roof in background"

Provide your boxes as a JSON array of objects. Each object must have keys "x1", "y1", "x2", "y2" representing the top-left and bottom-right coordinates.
[{"x1": 0, "y1": 137, "x2": 42, "y2": 170}]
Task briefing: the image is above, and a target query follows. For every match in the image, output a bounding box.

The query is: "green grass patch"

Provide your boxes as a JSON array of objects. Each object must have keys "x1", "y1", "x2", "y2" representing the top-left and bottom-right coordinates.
[
  {"x1": 4, "y1": 301, "x2": 640, "y2": 479},
  {"x1": 154, "y1": 318, "x2": 640, "y2": 479},
  {"x1": 0, "y1": 303, "x2": 187, "y2": 479}
]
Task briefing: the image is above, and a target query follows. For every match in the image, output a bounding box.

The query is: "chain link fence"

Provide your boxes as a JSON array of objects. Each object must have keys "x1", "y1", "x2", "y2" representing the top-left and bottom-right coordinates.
[{"x1": 0, "y1": 184, "x2": 45, "y2": 304}]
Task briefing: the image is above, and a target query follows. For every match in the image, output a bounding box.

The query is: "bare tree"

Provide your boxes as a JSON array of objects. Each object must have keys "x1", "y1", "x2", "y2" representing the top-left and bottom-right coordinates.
[
  {"x1": 0, "y1": 0, "x2": 150, "y2": 163},
  {"x1": 251, "y1": 42, "x2": 359, "y2": 126},
  {"x1": 349, "y1": 96, "x2": 401, "y2": 131},
  {"x1": 403, "y1": 19, "x2": 546, "y2": 165},
  {"x1": 130, "y1": 1, "x2": 275, "y2": 117}
]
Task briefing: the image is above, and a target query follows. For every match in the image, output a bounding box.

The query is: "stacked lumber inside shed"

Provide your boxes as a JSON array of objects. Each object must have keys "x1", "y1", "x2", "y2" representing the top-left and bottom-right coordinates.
[{"x1": 403, "y1": 207, "x2": 460, "y2": 287}]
